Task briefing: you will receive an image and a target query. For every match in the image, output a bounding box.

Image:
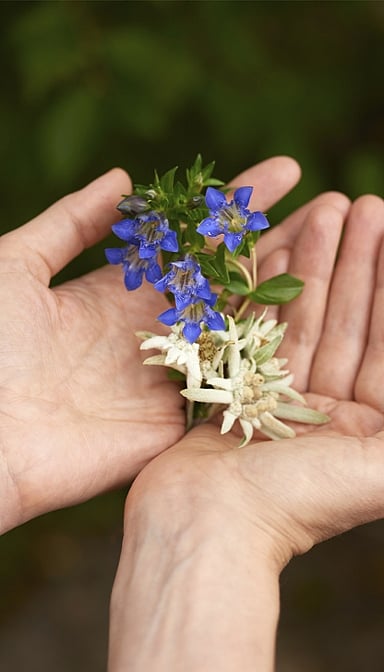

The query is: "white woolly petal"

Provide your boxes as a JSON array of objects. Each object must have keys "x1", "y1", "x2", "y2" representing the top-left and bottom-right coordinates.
[
  {"x1": 259, "y1": 318, "x2": 278, "y2": 335},
  {"x1": 205, "y1": 377, "x2": 234, "y2": 391},
  {"x1": 164, "y1": 348, "x2": 180, "y2": 364},
  {"x1": 250, "y1": 416, "x2": 261, "y2": 429},
  {"x1": 143, "y1": 355, "x2": 186, "y2": 376},
  {"x1": 227, "y1": 316, "x2": 241, "y2": 378},
  {"x1": 186, "y1": 357, "x2": 203, "y2": 389},
  {"x1": 274, "y1": 403, "x2": 330, "y2": 425},
  {"x1": 221, "y1": 410, "x2": 237, "y2": 434},
  {"x1": 259, "y1": 411, "x2": 296, "y2": 439},
  {"x1": 211, "y1": 347, "x2": 225, "y2": 371},
  {"x1": 180, "y1": 388, "x2": 233, "y2": 404},
  {"x1": 258, "y1": 359, "x2": 289, "y2": 378},
  {"x1": 186, "y1": 370, "x2": 203, "y2": 389},
  {"x1": 239, "y1": 419, "x2": 254, "y2": 447},
  {"x1": 263, "y1": 380, "x2": 306, "y2": 404},
  {"x1": 140, "y1": 335, "x2": 170, "y2": 351},
  {"x1": 142, "y1": 354, "x2": 168, "y2": 366}
]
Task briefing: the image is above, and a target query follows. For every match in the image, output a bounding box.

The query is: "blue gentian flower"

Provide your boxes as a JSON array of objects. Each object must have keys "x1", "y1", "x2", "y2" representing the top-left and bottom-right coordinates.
[
  {"x1": 105, "y1": 243, "x2": 162, "y2": 290},
  {"x1": 154, "y1": 255, "x2": 211, "y2": 310},
  {"x1": 158, "y1": 293, "x2": 225, "y2": 343},
  {"x1": 197, "y1": 186, "x2": 269, "y2": 253},
  {"x1": 112, "y1": 212, "x2": 178, "y2": 259}
]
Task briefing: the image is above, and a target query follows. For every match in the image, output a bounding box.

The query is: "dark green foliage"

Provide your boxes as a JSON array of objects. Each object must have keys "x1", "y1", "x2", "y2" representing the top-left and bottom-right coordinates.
[{"x1": 0, "y1": 0, "x2": 383, "y2": 258}]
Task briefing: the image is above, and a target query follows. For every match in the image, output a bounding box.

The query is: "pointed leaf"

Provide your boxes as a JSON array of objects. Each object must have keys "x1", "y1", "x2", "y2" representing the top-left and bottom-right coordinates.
[
  {"x1": 249, "y1": 273, "x2": 304, "y2": 305},
  {"x1": 160, "y1": 166, "x2": 178, "y2": 193}
]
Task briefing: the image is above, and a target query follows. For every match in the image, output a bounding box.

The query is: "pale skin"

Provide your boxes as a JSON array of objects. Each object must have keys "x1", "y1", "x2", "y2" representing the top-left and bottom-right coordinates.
[
  {"x1": 1, "y1": 158, "x2": 382, "y2": 670},
  {"x1": 109, "y1": 192, "x2": 384, "y2": 671}
]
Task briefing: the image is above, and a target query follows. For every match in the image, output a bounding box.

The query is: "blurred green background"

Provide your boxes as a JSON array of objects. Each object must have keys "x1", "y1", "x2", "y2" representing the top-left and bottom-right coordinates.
[{"x1": 0, "y1": 1, "x2": 383, "y2": 670}]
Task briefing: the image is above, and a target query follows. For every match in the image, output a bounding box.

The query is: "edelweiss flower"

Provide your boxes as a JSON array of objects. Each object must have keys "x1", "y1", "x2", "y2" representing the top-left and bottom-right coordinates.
[
  {"x1": 138, "y1": 326, "x2": 202, "y2": 388},
  {"x1": 181, "y1": 316, "x2": 329, "y2": 446},
  {"x1": 197, "y1": 186, "x2": 269, "y2": 252}
]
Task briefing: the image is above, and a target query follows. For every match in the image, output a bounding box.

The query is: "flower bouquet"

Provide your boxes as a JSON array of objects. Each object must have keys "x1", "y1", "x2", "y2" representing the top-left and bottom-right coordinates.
[{"x1": 105, "y1": 156, "x2": 329, "y2": 446}]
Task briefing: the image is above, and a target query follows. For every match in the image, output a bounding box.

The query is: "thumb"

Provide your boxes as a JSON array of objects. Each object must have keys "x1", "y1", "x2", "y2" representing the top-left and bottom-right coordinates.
[{"x1": 0, "y1": 168, "x2": 132, "y2": 284}]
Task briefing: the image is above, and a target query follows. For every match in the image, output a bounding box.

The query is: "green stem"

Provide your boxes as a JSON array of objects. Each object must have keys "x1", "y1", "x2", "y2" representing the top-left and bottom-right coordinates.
[
  {"x1": 225, "y1": 256, "x2": 253, "y2": 291},
  {"x1": 227, "y1": 248, "x2": 258, "y2": 321}
]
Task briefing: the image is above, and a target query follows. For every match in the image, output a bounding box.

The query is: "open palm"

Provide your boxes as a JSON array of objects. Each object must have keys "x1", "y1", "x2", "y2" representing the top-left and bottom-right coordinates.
[
  {"x1": 0, "y1": 169, "x2": 187, "y2": 529},
  {"x1": 3, "y1": 158, "x2": 336, "y2": 530},
  {"x1": 124, "y1": 193, "x2": 384, "y2": 563},
  {"x1": 276, "y1": 192, "x2": 384, "y2": 443},
  {"x1": 110, "y1": 192, "x2": 384, "y2": 672}
]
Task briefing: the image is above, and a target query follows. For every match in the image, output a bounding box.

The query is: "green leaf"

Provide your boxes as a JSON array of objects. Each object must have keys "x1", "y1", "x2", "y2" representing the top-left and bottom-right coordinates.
[
  {"x1": 160, "y1": 166, "x2": 178, "y2": 193},
  {"x1": 196, "y1": 252, "x2": 221, "y2": 280},
  {"x1": 210, "y1": 242, "x2": 229, "y2": 284},
  {"x1": 203, "y1": 178, "x2": 225, "y2": 187},
  {"x1": 249, "y1": 273, "x2": 304, "y2": 305},
  {"x1": 224, "y1": 280, "x2": 250, "y2": 295},
  {"x1": 184, "y1": 221, "x2": 205, "y2": 250},
  {"x1": 222, "y1": 271, "x2": 250, "y2": 295}
]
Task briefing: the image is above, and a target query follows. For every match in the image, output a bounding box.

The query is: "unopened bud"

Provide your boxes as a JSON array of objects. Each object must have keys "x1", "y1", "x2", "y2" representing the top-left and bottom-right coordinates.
[
  {"x1": 187, "y1": 195, "x2": 204, "y2": 209},
  {"x1": 116, "y1": 195, "x2": 149, "y2": 217}
]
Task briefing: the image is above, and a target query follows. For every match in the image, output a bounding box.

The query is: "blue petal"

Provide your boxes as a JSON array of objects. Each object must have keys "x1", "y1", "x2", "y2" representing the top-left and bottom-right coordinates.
[
  {"x1": 206, "y1": 292, "x2": 218, "y2": 307},
  {"x1": 182, "y1": 321, "x2": 202, "y2": 343},
  {"x1": 112, "y1": 219, "x2": 137, "y2": 241},
  {"x1": 224, "y1": 231, "x2": 243, "y2": 252},
  {"x1": 197, "y1": 217, "x2": 223, "y2": 237},
  {"x1": 246, "y1": 212, "x2": 269, "y2": 231},
  {"x1": 205, "y1": 187, "x2": 227, "y2": 211},
  {"x1": 154, "y1": 273, "x2": 170, "y2": 293},
  {"x1": 161, "y1": 229, "x2": 179, "y2": 252},
  {"x1": 234, "y1": 186, "x2": 253, "y2": 209},
  {"x1": 174, "y1": 292, "x2": 195, "y2": 310},
  {"x1": 145, "y1": 261, "x2": 162, "y2": 284},
  {"x1": 158, "y1": 307, "x2": 178, "y2": 326},
  {"x1": 196, "y1": 278, "x2": 212, "y2": 300},
  {"x1": 139, "y1": 242, "x2": 158, "y2": 259},
  {"x1": 205, "y1": 310, "x2": 225, "y2": 331},
  {"x1": 124, "y1": 267, "x2": 144, "y2": 290},
  {"x1": 105, "y1": 247, "x2": 124, "y2": 265}
]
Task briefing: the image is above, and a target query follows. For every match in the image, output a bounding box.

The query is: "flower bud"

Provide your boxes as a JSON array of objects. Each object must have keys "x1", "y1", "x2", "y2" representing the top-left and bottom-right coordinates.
[
  {"x1": 187, "y1": 195, "x2": 204, "y2": 209},
  {"x1": 116, "y1": 195, "x2": 149, "y2": 217}
]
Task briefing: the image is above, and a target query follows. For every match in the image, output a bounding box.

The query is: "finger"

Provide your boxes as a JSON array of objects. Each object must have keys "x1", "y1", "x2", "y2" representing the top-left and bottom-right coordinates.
[
  {"x1": 355, "y1": 202, "x2": 384, "y2": 409},
  {"x1": 255, "y1": 192, "x2": 350, "y2": 322},
  {"x1": 0, "y1": 168, "x2": 132, "y2": 285},
  {"x1": 310, "y1": 195, "x2": 384, "y2": 399},
  {"x1": 228, "y1": 155, "x2": 302, "y2": 211},
  {"x1": 257, "y1": 190, "x2": 350, "y2": 265},
  {"x1": 277, "y1": 204, "x2": 344, "y2": 391}
]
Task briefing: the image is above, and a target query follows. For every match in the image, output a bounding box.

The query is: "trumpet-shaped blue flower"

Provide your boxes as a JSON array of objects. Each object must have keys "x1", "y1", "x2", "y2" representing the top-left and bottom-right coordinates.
[
  {"x1": 158, "y1": 293, "x2": 225, "y2": 344},
  {"x1": 112, "y1": 212, "x2": 178, "y2": 259},
  {"x1": 197, "y1": 186, "x2": 269, "y2": 253},
  {"x1": 105, "y1": 243, "x2": 162, "y2": 290},
  {"x1": 154, "y1": 255, "x2": 211, "y2": 310}
]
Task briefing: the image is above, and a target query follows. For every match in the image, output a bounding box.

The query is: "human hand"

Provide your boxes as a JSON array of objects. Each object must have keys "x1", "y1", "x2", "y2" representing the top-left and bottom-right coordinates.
[
  {"x1": 109, "y1": 194, "x2": 384, "y2": 672},
  {"x1": 0, "y1": 158, "x2": 318, "y2": 533}
]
